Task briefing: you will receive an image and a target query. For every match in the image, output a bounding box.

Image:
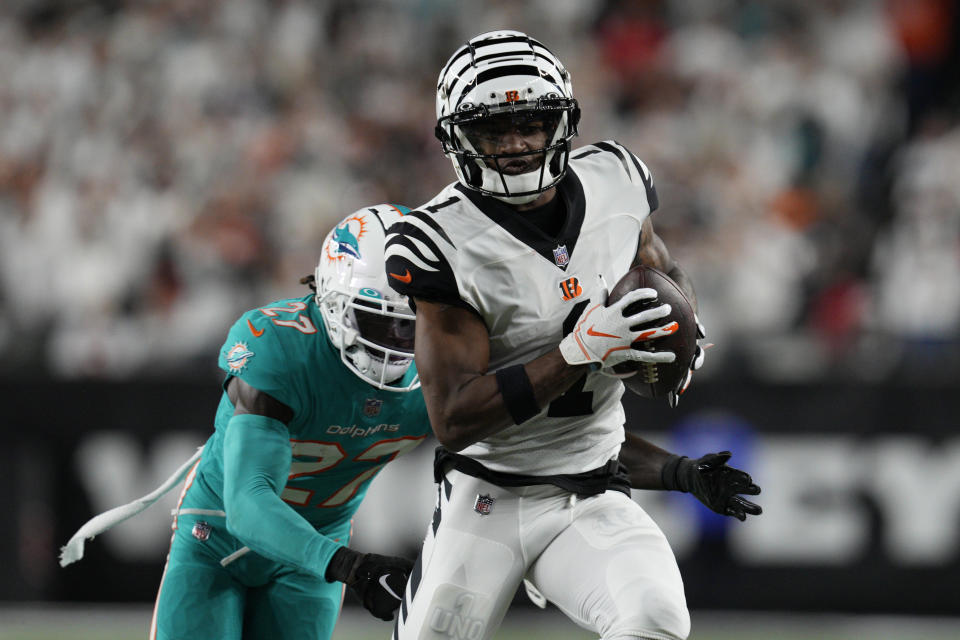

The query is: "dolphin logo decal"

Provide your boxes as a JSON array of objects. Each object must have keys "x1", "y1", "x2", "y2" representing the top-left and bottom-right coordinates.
[{"x1": 333, "y1": 223, "x2": 362, "y2": 259}]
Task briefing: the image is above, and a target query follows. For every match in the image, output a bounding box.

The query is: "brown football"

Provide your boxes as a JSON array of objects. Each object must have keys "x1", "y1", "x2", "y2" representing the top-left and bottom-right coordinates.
[{"x1": 607, "y1": 265, "x2": 697, "y2": 398}]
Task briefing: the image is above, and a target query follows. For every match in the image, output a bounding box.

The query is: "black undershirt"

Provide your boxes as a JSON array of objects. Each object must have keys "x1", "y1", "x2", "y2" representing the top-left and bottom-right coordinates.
[{"x1": 518, "y1": 193, "x2": 567, "y2": 239}]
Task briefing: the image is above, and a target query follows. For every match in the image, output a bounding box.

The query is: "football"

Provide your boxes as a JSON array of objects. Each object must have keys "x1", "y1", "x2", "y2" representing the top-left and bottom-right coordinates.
[{"x1": 607, "y1": 265, "x2": 698, "y2": 398}]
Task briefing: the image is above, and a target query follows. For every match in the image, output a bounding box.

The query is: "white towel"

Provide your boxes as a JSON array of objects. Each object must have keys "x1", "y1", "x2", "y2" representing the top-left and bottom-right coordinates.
[{"x1": 59, "y1": 446, "x2": 203, "y2": 567}]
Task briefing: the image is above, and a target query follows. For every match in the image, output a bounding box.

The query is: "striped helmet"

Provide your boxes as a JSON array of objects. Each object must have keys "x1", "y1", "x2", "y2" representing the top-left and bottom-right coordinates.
[{"x1": 435, "y1": 30, "x2": 580, "y2": 205}]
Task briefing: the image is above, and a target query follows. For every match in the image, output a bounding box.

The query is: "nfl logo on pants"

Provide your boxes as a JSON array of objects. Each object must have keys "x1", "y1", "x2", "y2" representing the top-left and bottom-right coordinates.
[
  {"x1": 474, "y1": 494, "x2": 495, "y2": 516},
  {"x1": 192, "y1": 521, "x2": 212, "y2": 541}
]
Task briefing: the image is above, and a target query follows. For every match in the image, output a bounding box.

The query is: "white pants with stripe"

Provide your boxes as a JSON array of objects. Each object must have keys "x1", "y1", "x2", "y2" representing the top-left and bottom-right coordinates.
[{"x1": 393, "y1": 470, "x2": 690, "y2": 640}]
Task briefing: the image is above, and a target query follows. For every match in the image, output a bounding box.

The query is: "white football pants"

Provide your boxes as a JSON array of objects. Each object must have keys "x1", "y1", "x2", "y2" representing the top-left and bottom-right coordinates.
[{"x1": 392, "y1": 470, "x2": 690, "y2": 640}]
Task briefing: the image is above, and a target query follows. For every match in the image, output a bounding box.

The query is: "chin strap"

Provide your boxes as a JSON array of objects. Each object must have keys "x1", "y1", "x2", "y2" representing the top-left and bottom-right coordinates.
[
  {"x1": 352, "y1": 348, "x2": 372, "y2": 374},
  {"x1": 494, "y1": 192, "x2": 542, "y2": 206}
]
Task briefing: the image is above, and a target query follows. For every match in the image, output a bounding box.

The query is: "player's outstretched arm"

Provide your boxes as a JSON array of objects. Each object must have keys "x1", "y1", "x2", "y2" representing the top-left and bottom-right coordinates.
[
  {"x1": 662, "y1": 451, "x2": 762, "y2": 521},
  {"x1": 221, "y1": 392, "x2": 341, "y2": 575},
  {"x1": 621, "y1": 432, "x2": 761, "y2": 520},
  {"x1": 619, "y1": 431, "x2": 678, "y2": 489},
  {"x1": 223, "y1": 378, "x2": 416, "y2": 619}
]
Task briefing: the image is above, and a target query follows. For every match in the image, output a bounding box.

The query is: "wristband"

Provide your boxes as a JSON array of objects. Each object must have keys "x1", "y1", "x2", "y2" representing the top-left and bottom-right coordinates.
[
  {"x1": 495, "y1": 364, "x2": 540, "y2": 424},
  {"x1": 660, "y1": 454, "x2": 687, "y2": 492},
  {"x1": 325, "y1": 546, "x2": 359, "y2": 584}
]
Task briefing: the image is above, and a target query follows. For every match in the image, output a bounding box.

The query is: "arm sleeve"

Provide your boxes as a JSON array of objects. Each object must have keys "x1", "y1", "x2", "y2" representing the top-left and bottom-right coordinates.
[{"x1": 222, "y1": 413, "x2": 342, "y2": 580}]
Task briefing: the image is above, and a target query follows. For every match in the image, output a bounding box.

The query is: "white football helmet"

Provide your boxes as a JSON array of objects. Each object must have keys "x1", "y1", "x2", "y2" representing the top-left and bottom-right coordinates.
[
  {"x1": 435, "y1": 30, "x2": 580, "y2": 205},
  {"x1": 315, "y1": 204, "x2": 419, "y2": 392}
]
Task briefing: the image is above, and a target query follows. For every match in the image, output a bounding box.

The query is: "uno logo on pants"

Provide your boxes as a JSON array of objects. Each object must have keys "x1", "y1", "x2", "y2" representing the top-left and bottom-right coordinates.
[{"x1": 426, "y1": 585, "x2": 488, "y2": 640}]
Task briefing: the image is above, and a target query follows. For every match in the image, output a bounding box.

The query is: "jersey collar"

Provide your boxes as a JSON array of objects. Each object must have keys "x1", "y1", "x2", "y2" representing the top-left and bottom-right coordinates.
[{"x1": 454, "y1": 168, "x2": 586, "y2": 271}]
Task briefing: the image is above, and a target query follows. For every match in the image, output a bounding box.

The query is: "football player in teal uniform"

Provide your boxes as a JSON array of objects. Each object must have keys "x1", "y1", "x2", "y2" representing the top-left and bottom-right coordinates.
[
  {"x1": 61, "y1": 204, "x2": 430, "y2": 640},
  {"x1": 147, "y1": 203, "x2": 431, "y2": 639},
  {"x1": 150, "y1": 203, "x2": 429, "y2": 639}
]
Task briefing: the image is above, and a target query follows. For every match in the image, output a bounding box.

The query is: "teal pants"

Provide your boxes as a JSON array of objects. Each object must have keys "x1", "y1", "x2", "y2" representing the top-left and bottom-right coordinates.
[{"x1": 151, "y1": 514, "x2": 350, "y2": 640}]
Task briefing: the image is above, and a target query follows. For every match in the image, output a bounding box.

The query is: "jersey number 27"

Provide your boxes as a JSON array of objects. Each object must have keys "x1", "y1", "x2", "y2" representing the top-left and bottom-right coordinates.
[{"x1": 281, "y1": 436, "x2": 425, "y2": 508}]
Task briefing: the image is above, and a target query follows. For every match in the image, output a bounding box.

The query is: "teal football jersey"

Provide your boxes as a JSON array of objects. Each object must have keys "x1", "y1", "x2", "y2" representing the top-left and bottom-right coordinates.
[{"x1": 185, "y1": 294, "x2": 431, "y2": 531}]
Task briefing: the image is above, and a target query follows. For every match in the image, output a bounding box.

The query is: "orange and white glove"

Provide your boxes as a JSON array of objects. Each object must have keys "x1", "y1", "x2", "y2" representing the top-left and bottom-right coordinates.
[{"x1": 559, "y1": 288, "x2": 677, "y2": 369}]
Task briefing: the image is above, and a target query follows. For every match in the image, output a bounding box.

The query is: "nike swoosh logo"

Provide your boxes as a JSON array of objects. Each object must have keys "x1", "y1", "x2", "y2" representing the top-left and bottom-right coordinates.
[
  {"x1": 379, "y1": 574, "x2": 403, "y2": 601},
  {"x1": 586, "y1": 326, "x2": 619, "y2": 339},
  {"x1": 389, "y1": 269, "x2": 412, "y2": 284},
  {"x1": 247, "y1": 319, "x2": 265, "y2": 337},
  {"x1": 636, "y1": 321, "x2": 678, "y2": 341}
]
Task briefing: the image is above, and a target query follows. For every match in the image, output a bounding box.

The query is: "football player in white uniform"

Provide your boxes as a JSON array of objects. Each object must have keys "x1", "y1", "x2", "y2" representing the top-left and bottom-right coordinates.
[{"x1": 384, "y1": 30, "x2": 761, "y2": 640}]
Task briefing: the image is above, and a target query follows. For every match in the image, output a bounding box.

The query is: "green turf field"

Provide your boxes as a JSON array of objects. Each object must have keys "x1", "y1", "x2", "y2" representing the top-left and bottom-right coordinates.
[{"x1": 0, "y1": 605, "x2": 957, "y2": 640}]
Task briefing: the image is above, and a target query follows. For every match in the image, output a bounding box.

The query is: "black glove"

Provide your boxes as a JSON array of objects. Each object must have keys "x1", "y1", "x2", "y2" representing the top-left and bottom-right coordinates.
[
  {"x1": 661, "y1": 451, "x2": 762, "y2": 521},
  {"x1": 325, "y1": 547, "x2": 413, "y2": 621}
]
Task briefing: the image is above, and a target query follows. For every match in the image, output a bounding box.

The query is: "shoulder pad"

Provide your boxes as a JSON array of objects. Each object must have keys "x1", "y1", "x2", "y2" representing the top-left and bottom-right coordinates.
[{"x1": 572, "y1": 140, "x2": 657, "y2": 212}]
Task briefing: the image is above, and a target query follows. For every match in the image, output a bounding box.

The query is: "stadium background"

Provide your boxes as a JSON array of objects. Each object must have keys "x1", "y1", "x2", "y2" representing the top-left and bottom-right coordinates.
[{"x1": 1, "y1": 0, "x2": 959, "y2": 638}]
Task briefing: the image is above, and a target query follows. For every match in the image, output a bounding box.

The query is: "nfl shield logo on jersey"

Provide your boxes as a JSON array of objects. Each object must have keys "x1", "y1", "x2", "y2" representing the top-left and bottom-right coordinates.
[
  {"x1": 363, "y1": 398, "x2": 383, "y2": 417},
  {"x1": 474, "y1": 494, "x2": 496, "y2": 516},
  {"x1": 552, "y1": 244, "x2": 570, "y2": 268},
  {"x1": 191, "y1": 521, "x2": 212, "y2": 542}
]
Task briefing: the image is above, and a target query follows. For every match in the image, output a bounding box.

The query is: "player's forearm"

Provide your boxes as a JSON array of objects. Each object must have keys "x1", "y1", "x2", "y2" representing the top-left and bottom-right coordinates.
[
  {"x1": 225, "y1": 473, "x2": 339, "y2": 578},
  {"x1": 222, "y1": 414, "x2": 342, "y2": 578},
  {"x1": 619, "y1": 431, "x2": 675, "y2": 489},
  {"x1": 426, "y1": 349, "x2": 588, "y2": 451}
]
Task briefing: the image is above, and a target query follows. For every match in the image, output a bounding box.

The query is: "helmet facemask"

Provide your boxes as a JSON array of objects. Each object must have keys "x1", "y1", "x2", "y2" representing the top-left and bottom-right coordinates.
[
  {"x1": 438, "y1": 99, "x2": 578, "y2": 204},
  {"x1": 317, "y1": 284, "x2": 417, "y2": 391}
]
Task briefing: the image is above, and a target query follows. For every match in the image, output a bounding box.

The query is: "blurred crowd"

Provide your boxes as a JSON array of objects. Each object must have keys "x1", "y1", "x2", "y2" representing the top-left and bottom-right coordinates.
[{"x1": 0, "y1": 0, "x2": 957, "y2": 383}]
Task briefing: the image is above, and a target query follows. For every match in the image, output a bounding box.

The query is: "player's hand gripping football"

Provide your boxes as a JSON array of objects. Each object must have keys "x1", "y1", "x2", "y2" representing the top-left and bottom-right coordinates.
[
  {"x1": 325, "y1": 547, "x2": 412, "y2": 620},
  {"x1": 662, "y1": 451, "x2": 762, "y2": 521},
  {"x1": 666, "y1": 315, "x2": 707, "y2": 408},
  {"x1": 559, "y1": 288, "x2": 677, "y2": 369}
]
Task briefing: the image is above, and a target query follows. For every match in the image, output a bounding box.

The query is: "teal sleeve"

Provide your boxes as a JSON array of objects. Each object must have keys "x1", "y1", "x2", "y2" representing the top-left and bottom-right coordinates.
[{"x1": 222, "y1": 413, "x2": 344, "y2": 580}]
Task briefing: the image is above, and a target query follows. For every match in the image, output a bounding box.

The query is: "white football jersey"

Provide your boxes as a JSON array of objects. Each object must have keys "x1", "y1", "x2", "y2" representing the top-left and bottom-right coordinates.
[{"x1": 385, "y1": 141, "x2": 659, "y2": 475}]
